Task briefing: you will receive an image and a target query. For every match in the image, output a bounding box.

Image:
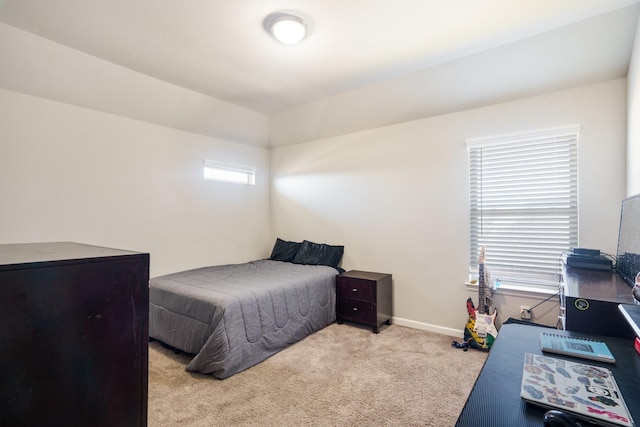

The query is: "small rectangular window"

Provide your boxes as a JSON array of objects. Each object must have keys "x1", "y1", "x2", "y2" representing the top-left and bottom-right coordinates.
[{"x1": 203, "y1": 160, "x2": 256, "y2": 185}]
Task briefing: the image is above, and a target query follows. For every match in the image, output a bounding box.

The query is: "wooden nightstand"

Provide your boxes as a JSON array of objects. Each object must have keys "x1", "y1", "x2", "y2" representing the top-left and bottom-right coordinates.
[{"x1": 336, "y1": 270, "x2": 392, "y2": 333}]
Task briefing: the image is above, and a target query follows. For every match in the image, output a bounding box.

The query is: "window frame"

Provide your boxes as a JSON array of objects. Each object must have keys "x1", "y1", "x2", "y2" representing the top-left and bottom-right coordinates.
[
  {"x1": 467, "y1": 125, "x2": 579, "y2": 290},
  {"x1": 203, "y1": 159, "x2": 256, "y2": 186}
]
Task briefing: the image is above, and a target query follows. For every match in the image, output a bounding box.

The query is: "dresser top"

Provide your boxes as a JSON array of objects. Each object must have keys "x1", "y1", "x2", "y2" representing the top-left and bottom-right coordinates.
[{"x1": 0, "y1": 242, "x2": 144, "y2": 268}]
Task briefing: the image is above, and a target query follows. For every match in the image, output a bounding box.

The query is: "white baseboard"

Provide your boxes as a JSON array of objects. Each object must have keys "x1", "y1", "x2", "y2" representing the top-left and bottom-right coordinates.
[{"x1": 392, "y1": 316, "x2": 461, "y2": 338}]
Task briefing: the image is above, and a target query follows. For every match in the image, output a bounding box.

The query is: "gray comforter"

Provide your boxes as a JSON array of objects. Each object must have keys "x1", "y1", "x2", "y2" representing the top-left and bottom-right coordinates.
[{"x1": 149, "y1": 260, "x2": 337, "y2": 379}]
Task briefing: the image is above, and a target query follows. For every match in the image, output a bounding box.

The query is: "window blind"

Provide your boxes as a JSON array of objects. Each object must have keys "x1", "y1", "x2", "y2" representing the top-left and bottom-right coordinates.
[{"x1": 467, "y1": 126, "x2": 579, "y2": 288}]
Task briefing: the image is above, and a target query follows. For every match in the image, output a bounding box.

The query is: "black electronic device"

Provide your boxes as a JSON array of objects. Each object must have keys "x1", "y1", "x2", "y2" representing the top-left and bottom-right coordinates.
[
  {"x1": 616, "y1": 194, "x2": 640, "y2": 287},
  {"x1": 572, "y1": 247, "x2": 600, "y2": 257},
  {"x1": 565, "y1": 251, "x2": 612, "y2": 270}
]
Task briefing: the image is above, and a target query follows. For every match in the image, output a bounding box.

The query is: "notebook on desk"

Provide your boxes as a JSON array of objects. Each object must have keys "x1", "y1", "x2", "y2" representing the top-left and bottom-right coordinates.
[
  {"x1": 520, "y1": 353, "x2": 635, "y2": 427},
  {"x1": 540, "y1": 332, "x2": 615, "y2": 363}
]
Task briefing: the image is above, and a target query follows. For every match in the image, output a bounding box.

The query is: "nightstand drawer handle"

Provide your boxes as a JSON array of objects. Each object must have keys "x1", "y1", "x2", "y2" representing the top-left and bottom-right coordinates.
[
  {"x1": 352, "y1": 307, "x2": 358, "y2": 311},
  {"x1": 352, "y1": 288, "x2": 358, "y2": 292}
]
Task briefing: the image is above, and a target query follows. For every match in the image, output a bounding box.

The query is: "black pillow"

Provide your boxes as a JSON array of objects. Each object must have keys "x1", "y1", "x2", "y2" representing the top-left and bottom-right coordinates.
[
  {"x1": 269, "y1": 238, "x2": 302, "y2": 262},
  {"x1": 292, "y1": 240, "x2": 344, "y2": 268}
]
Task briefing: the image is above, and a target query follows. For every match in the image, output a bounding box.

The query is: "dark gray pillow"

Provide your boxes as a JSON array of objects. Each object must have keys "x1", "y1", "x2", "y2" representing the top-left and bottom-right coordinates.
[
  {"x1": 292, "y1": 240, "x2": 344, "y2": 268},
  {"x1": 269, "y1": 238, "x2": 302, "y2": 262}
]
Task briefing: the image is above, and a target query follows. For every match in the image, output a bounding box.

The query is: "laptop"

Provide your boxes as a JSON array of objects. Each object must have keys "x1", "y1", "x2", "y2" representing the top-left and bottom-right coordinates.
[{"x1": 520, "y1": 353, "x2": 635, "y2": 427}]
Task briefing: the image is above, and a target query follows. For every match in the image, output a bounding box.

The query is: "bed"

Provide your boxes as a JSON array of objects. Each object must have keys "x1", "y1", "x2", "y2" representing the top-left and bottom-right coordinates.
[{"x1": 149, "y1": 239, "x2": 344, "y2": 379}]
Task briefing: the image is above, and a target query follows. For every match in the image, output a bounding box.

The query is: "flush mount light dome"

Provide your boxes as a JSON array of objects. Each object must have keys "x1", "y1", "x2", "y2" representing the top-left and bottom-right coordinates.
[{"x1": 264, "y1": 12, "x2": 309, "y2": 45}]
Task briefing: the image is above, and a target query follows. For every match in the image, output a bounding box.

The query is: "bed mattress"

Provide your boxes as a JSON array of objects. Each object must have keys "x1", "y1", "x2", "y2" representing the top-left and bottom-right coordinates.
[{"x1": 149, "y1": 259, "x2": 337, "y2": 379}]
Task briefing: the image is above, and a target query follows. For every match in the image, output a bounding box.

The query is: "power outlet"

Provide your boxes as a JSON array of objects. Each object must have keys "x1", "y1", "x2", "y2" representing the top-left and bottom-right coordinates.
[{"x1": 520, "y1": 305, "x2": 532, "y2": 320}]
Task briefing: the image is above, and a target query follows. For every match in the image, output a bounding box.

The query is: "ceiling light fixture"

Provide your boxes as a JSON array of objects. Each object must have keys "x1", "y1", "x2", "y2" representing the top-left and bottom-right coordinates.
[{"x1": 264, "y1": 12, "x2": 309, "y2": 45}]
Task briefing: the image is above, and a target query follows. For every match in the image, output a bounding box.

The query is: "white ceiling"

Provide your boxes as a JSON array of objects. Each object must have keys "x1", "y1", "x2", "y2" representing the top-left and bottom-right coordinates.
[{"x1": 1, "y1": 0, "x2": 639, "y2": 119}]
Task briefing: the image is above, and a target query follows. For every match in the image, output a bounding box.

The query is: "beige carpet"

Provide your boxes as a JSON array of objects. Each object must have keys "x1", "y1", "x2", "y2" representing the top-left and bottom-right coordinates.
[{"x1": 148, "y1": 323, "x2": 488, "y2": 426}]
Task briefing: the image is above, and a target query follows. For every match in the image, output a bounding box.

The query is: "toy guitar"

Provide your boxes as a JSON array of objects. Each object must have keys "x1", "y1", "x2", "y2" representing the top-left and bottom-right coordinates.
[{"x1": 463, "y1": 247, "x2": 498, "y2": 350}]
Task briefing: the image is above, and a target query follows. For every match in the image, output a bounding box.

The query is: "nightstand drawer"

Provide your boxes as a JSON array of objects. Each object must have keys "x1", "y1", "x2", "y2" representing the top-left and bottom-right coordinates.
[
  {"x1": 337, "y1": 298, "x2": 375, "y2": 323},
  {"x1": 336, "y1": 277, "x2": 374, "y2": 302}
]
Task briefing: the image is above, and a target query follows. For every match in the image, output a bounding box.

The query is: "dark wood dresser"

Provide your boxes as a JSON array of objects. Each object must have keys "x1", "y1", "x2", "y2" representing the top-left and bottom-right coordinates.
[
  {"x1": 0, "y1": 242, "x2": 149, "y2": 426},
  {"x1": 336, "y1": 270, "x2": 392, "y2": 333}
]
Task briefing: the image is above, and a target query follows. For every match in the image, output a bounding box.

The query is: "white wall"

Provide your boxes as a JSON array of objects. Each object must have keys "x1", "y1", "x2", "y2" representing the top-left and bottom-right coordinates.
[
  {"x1": 270, "y1": 79, "x2": 627, "y2": 335},
  {"x1": 628, "y1": 16, "x2": 640, "y2": 196},
  {"x1": 0, "y1": 88, "x2": 271, "y2": 278}
]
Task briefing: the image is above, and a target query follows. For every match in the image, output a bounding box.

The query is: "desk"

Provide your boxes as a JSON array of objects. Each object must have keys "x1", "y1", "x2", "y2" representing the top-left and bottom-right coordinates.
[{"x1": 456, "y1": 324, "x2": 640, "y2": 427}]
